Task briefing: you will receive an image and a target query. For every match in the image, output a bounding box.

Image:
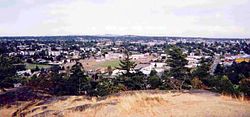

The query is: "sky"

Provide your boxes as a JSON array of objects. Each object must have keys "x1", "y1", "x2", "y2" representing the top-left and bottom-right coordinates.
[{"x1": 0, "y1": 0, "x2": 250, "y2": 38}]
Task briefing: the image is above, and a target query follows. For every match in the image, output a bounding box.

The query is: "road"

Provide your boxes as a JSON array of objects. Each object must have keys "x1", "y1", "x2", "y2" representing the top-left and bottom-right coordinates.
[{"x1": 209, "y1": 54, "x2": 220, "y2": 75}]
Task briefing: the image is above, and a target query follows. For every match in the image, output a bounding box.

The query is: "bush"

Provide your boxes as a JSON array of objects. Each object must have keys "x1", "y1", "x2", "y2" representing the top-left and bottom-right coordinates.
[
  {"x1": 0, "y1": 76, "x2": 20, "y2": 88},
  {"x1": 148, "y1": 75, "x2": 162, "y2": 89},
  {"x1": 239, "y1": 78, "x2": 250, "y2": 96},
  {"x1": 120, "y1": 73, "x2": 146, "y2": 90},
  {"x1": 95, "y1": 79, "x2": 126, "y2": 96},
  {"x1": 96, "y1": 79, "x2": 112, "y2": 96},
  {"x1": 191, "y1": 77, "x2": 203, "y2": 89},
  {"x1": 214, "y1": 75, "x2": 238, "y2": 95},
  {"x1": 111, "y1": 83, "x2": 126, "y2": 93}
]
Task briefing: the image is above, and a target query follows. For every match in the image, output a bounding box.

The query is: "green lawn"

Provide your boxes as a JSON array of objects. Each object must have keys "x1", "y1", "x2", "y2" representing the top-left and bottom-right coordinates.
[
  {"x1": 25, "y1": 63, "x2": 52, "y2": 69},
  {"x1": 96, "y1": 60, "x2": 121, "y2": 68}
]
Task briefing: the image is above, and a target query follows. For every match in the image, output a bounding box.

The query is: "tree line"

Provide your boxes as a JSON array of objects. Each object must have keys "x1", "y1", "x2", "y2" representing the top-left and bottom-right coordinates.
[{"x1": 0, "y1": 46, "x2": 249, "y2": 97}]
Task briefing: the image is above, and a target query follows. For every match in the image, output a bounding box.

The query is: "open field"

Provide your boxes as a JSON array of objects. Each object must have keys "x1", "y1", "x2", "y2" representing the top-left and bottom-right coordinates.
[
  {"x1": 81, "y1": 59, "x2": 120, "y2": 70},
  {"x1": 25, "y1": 63, "x2": 52, "y2": 69},
  {"x1": 63, "y1": 55, "x2": 156, "y2": 72},
  {"x1": 1, "y1": 90, "x2": 250, "y2": 117},
  {"x1": 64, "y1": 59, "x2": 121, "y2": 71},
  {"x1": 94, "y1": 59, "x2": 120, "y2": 68}
]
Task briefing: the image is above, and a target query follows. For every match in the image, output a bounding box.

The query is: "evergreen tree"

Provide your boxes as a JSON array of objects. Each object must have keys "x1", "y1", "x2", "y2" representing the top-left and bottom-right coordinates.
[
  {"x1": 166, "y1": 46, "x2": 188, "y2": 80},
  {"x1": 165, "y1": 46, "x2": 189, "y2": 90},
  {"x1": 148, "y1": 75, "x2": 162, "y2": 89},
  {"x1": 116, "y1": 50, "x2": 146, "y2": 90},
  {"x1": 148, "y1": 69, "x2": 162, "y2": 89},
  {"x1": 96, "y1": 78, "x2": 112, "y2": 96},
  {"x1": 66, "y1": 62, "x2": 91, "y2": 95},
  {"x1": 125, "y1": 72, "x2": 146, "y2": 90},
  {"x1": 149, "y1": 69, "x2": 157, "y2": 77},
  {"x1": 217, "y1": 75, "x2": 235, "y2": 94},
  {"x1": 117, "y1": 49, "x2": 137, "y2": 77},
  {"x1": 0, "y1": 55, "x2": 18, "y2": 91},
  {"x1": 50, "y1": 72, "x2": 67, "y2": 95},
  {"x1": 192, "y1": 57, "x2": 211, "y2": 86},
  {"x1": 192, "y1": 57, "x2": 210, "y2": 78},
  {"x1": 95, "y1": 78, "x2": 126, "y2": 96},
  {"x1": 214, "y1": 64, "x2": 224, "y2": 76}
]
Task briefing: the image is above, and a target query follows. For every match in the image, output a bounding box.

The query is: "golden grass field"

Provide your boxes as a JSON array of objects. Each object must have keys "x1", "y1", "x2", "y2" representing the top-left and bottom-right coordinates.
[{"x1": 1, "y1": 90, "x2": 250, "y2": 117}]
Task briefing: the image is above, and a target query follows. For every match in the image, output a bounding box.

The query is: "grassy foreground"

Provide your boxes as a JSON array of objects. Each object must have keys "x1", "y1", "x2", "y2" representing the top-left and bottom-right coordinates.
[{"x1": 1, "y1": 90, "x2": 250, "y2": 117}]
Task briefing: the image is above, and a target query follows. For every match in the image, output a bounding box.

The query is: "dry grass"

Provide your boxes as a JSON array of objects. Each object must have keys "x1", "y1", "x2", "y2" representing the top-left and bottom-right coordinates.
[
  {"x1": 0, "y1": 101, "x2": 33, "y2": 117},
  {"x1": 0, "y1": 107, "x2": 17, "y2": 117},
  {"x1": 1, "y1": 90, "x2": 250, "y2": 117}
]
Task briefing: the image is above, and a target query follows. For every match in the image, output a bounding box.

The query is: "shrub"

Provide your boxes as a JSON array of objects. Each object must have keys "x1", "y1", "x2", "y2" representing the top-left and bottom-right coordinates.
[
  {"x1": 191, "y1": 77, "x2": 203, "y2": 89},
  {"x1": 215, "y1": 75, "x2": 238, "y2": 95},
  {"x1": 96, "y1": 79, "x2": 112, "y2": 96},
  {"x1": 239, "y1": 78, "x2": 250, "y2": 96},
  {"x1": 148, "y1": 75, "x2": 162, "y2": 89}
]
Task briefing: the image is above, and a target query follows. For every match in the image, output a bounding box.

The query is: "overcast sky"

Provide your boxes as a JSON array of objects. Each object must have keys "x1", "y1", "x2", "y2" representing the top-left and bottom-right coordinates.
[{"x1": 0, "y1": 0, "x2": 250, "y2": 37}]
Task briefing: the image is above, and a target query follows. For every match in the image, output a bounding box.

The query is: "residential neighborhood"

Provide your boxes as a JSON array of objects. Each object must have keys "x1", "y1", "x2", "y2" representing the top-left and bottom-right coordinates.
[{"x1": 1, "y1": 36, "x2": 249, "y2": 79}]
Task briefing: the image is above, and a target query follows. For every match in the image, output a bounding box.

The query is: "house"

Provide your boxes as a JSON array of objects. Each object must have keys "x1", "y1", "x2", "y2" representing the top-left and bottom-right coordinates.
[
  {"x1": 14, "y1": 83, "x2": 22, "y2": 88},
  {"x1": 160, "y1": 54, "x2": 167, "y2": 59},
  {"x1": 105, "y1": 53, "x2": 124, "y2": 60},
  {"x1": 17, "y1": 69, "x2": 32, "y2": 76},
  {"x1": 185, "y1": 53, "x2": 210, "y2": 68},
  {"x1": 48, "y1": 51, "x2": 61, "y2": 56},
  {"x1": 140, "y1": 62, "x2": 167, "y2": 76},
  {"x1": 131, "y1": 54, "x2": 146, "y2": 60},
  {"x1": 111, "y1": 69, "x2": 136, "y2": 76},
  {"x1": 235, "y1": 54, "x2": 250, "y2": 63},
  {"x1": 223, "y1": 54, "x2": 250, "y2": 63}
]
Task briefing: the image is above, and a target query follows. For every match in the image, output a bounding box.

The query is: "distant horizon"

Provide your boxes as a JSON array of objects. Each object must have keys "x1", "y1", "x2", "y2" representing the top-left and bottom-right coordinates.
[
  {"x1": 0, "y1": 34, "x2": 249, "y2": 39},
  {"x1": 0, "y1": 33, "x2": 250, "y2": 39},
  {"x1": 1, "y1": 0, "x2": 250, "y2": 38}
]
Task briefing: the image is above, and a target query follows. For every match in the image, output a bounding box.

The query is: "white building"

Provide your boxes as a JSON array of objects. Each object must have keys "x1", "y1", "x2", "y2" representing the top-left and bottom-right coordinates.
[
  {"x1": 48, "y1": 51, "x2": 61, "y2": 56},
  {"x1": 131, "y1": 54, "x2": 146, "y2": 60},
  {"x1": 105, "y1": 53, "x2": 124, "y2": 59},
  {"x1": 185, "y1": 53, "x2": 210, "y2": 68},
  {"x1": 140, "y1": 62, "x2": 167, "y2": 76}
]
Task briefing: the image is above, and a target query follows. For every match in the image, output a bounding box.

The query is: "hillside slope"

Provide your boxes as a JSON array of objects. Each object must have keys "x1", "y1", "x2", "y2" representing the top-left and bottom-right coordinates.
[{"x1": 1, "y1": 90, "x2": 250, "y2": 117}]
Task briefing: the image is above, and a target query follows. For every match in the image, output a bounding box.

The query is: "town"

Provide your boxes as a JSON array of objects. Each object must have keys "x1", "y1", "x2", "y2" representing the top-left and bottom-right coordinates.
[
  {"x1": 1, "y1": 36, "x2": 249, "y2": 78},
  {"x1": 1, "y1": 36, "x2": 250, "y2": 116},
  {"x1": 1, "y1": 0, "x2": 250, "y2": 116}
]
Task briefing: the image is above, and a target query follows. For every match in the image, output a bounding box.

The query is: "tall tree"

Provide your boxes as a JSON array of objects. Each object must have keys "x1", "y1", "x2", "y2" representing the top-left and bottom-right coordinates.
[
  {"x1": 166, "y1": 46, "x2": 188, "y2": 79},
  {"x1": 117, "y1": 49, "x2": 137, "y2": 77},
  {"x1": 0, "y1": 55, "x2": 18, "y2": 91},
  {"x1": 166, "y1": 46, "x2": 189, "y2": 89},
  {"x1": 67, "y1": 62, "x2": 91, "y2": 95},
  {"x1": 116, "y1": 49, "x2": 146, "y2": 90},
  {"x1": 49, "y1": 71, "x2": 67, "y2": 95},
  {"x1": 149, "y1": 69, "x2": 157, "y2": 77},
  {"x1": 192, "y1": 57, "x2": 211, "y2": 85},
  {"x1": 193, "y1": 58, "x2": 210, "y2": 78}
]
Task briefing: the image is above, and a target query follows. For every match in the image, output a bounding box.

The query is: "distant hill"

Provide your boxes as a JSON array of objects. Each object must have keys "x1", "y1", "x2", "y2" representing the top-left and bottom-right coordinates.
[
  {"x1": 1, "y1": 90, "x2": 250, "y2": 117},
  {"x1": 0, "y1": 35, "x2": 249, "y2": 41}
]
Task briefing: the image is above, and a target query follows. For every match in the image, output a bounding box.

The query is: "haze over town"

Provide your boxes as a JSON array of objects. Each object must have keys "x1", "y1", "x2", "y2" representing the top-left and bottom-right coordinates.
[{"x1": 1, "y1": 0, "x2": 250, "y2": 38}]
